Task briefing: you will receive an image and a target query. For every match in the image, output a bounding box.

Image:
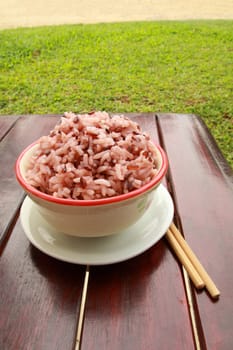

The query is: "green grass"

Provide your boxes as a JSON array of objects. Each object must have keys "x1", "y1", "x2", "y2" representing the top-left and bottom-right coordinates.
[{"x1": 0, "y1": 20, "x2": 232, "y2": 166}]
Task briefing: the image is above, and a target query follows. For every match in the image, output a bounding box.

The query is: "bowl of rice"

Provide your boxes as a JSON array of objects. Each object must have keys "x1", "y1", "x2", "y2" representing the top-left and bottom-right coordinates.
[{"x1": 15, "y1": 112, "x2": 168, "y2": 237}]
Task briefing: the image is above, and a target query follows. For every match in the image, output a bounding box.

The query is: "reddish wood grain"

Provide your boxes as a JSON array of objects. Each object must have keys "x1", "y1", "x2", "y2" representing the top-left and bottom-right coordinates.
[
  {"x1": 1, "y1": 113, "x2": 232, "y2": 350},
  {"x1": 0, "y1": 219, "x2": 85, "y2": 350},
  {"x1": 0, "y1": 114, "x2": 85, "y2": 350},
  {"x1": 81, "y1": 114, "x2": 195, "y2": 350},
  {"x1": 157, "y1": 113, "x2": 233, "y2": 350},
  {"x1": 0, "y1": 115, "x2": 60, "y2": 242},
  {"x1": 0, "y1": 115, "x2": 20, "y2": 141}
]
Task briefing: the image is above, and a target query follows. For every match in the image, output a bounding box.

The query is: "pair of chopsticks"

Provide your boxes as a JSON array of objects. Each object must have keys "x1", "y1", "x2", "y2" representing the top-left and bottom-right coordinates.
[{"x1": 166, "y1": 222, "x2": 220, "y2": 299}]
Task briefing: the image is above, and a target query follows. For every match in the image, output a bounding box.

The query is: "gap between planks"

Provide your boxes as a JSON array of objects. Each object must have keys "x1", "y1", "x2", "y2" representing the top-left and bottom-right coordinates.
[
  {"x1": 0, "y1": 115, "x2": 21, "y2": 142},
  {"x1": 74, "y1": 265, "x2": 90, "y2": 350},
  {"x1": 73, "y1": 113, "x2": 204, "y2": 350},
  {"x1": 155, "y1": 113, "x2": 204, "y2": 350},
  {"x1": 0, "y1": 199, "x2": 24, "y2": 252}
]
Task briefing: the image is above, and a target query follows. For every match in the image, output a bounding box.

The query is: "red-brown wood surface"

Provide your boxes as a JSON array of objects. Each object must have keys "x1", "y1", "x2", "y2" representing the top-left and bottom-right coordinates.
[
  {"x1": 0, "y1": 115, "x2": 60, "y2": 242},
  {"x1": 0, "y1": 115, "x2": 85, "y2": 350},
  {"x1": 1, "y1": 113, "x2": 232, "y2": 350},
  {"x1": 0, "y1": 220, "x2": 85, "y2": 350},
  {"x1": 81, "y1": 114, "x2": 195, "y2": 350},
  {"x1": 0, "y1": 115, "x2": 20, "y2": 141},
  {"x1": 157, "y1": 113, "x2": 233, "y2": 350}
]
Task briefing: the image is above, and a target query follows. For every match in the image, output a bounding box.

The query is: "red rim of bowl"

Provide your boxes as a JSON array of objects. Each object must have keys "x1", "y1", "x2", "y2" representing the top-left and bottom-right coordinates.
[{"x1": 15, "y1": 142, "x2": 168, "y2": 206}]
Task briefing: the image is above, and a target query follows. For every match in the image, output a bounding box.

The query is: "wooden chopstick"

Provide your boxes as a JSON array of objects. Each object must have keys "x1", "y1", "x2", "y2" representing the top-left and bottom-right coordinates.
[
  {"x1": 166, "y1": 223, "x2": 220, "y2": 299},
  {"x1": 166, "y1": 229, "x2": 205, "y2": 290}
]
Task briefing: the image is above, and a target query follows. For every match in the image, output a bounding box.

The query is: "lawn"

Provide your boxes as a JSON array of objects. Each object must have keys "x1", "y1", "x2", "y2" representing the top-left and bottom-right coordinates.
[{"x1": 0, "y1": 20, "x2": 232, "y2": 166}]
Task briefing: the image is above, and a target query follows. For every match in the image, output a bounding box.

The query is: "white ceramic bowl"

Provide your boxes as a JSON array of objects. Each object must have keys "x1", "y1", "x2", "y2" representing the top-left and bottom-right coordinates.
[{"x1": 15, "y1": 142, "x2": 168, "y2": 237}]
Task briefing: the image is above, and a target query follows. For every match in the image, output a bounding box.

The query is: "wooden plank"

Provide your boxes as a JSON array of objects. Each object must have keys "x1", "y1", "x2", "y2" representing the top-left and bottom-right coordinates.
[
  {"x1": 0, "y1": 114, "x2": 85, "y2": 349},
  {"x1": 0, "y1": 115, "x2": 60, "y2": 243},
  {"x1": 0, "y1": 218, "x2": 85, "y2": 350},
  {"x1": 157, "y1": 113, "x2": 233, "y2": 350},
  {"x1": 81, "y1": 114, "x2": 195, "y2": 350},
  {"x1": 0, "y1": 115, "x2": 20, "y2": 141}
]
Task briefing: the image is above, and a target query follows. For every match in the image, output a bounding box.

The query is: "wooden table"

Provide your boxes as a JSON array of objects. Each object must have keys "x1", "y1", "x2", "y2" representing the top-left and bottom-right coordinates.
[{"x1": 0, "y1": 113, "x2": 233, "y2": 350}]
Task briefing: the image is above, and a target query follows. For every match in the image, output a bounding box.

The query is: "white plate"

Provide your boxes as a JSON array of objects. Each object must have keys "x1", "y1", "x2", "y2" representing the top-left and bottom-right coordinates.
[{"x1": 20, "y1": 185, "x2": 174, "y2": 265}]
